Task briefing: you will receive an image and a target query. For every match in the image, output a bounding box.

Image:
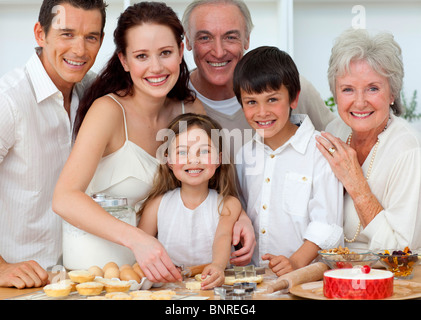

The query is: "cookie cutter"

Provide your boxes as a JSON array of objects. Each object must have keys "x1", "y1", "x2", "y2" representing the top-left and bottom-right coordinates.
[
  {"x1": 214, "y1": 283, "x2": 256, "y2": 300},
  {"x1": 224, "y1": 265, "x2": 265, "y2": 279}
]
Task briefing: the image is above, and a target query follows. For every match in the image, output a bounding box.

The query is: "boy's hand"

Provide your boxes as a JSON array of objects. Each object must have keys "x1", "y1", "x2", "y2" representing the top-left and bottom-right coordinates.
[{"x1": 261, "y1": 253, "x2": 294, "y2": 277}]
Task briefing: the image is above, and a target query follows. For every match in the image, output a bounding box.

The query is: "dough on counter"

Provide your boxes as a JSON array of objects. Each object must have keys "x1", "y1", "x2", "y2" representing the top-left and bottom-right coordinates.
[
  {"x1": 224, "y1": 275, "x2": 263, "y2": 285},
  {"x1": 185, "y1": 281, "x2": 202, "y2": 290},
  {"x1": 194, "y1": 274, "x2": 210, "y2": 282}
]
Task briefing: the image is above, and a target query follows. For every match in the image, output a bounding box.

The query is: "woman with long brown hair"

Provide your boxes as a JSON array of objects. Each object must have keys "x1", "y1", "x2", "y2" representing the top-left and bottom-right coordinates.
[{"x1": 53, "y1": 2, "x2": 204, "y2": 283}]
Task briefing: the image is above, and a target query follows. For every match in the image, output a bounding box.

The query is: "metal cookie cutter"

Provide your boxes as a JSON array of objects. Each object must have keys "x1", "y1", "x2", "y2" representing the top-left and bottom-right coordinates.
[
  {"x1": 214, "y1": 283, "x2": 256, "y2": 300},
  {"x1": 224, "y1": 265, "x2": 265, "y2": 279}
]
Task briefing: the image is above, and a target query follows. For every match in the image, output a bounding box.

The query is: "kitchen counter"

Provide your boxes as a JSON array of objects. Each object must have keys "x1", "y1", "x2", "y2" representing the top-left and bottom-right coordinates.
[{"x1": 2, "y1": 266, "x2": 421, "y2": 300}]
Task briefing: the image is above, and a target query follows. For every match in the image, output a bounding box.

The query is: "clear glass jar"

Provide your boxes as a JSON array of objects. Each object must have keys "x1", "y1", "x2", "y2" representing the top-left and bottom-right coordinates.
[{"x1": 63, "y1": 194, "x2": 136, "y2": 270}]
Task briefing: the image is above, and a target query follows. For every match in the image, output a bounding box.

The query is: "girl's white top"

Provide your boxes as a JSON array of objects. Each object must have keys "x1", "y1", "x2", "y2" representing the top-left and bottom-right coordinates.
[{"x1": 157, "y1": 188, "x2": 221, "y2": 267}]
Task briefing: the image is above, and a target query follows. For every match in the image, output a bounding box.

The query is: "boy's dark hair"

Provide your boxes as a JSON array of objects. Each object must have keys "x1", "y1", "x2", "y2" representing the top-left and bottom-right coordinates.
[
  {"x1": 233, "y1": 46, "x2": 300, "y2": 104},
  {"x1": 38, "y1": 0, "x2": 107, "y2": 36}
]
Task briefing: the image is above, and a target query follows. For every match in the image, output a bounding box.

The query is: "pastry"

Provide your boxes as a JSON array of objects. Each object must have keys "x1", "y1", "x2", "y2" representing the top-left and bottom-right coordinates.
[
  {"x1": 43, "y1": 282, "x2": 72, "y2": 297},
  {"x1": 130, "y1": 290, "x2": 152, "y2": 299},
  {"x1": 57, "y1": 279, "x2": 77, "y2": 292},
  {"x1": 87, "y1": 296, "x2": 108, "y2": 300},
  {"x1": 67, "y1": 270, "x2": 95, "y2": 283},
  {"x1": 150, "y1": 290, "x2": 176, "y2": 300},
  {"x1": 105, "y1": 292, "x2": 132, "y2": 300},
  {"x1": 76, "y1": 282, "x2": 104, "y2": 296},
  {"x1": 104, "y1": 280, "x2": 131, "y2": 293}
]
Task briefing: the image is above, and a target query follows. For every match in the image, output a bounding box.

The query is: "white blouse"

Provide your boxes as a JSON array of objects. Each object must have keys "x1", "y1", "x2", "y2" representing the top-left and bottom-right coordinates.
[
  {"x1": 326, "y1": 114, "x2": 421, "y2": 251},
  {"x1": 236, "y1": 115, "x2": 344, "y2": 266}
]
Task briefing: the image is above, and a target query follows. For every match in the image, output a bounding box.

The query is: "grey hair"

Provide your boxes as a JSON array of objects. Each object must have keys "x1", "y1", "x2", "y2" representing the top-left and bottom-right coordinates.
[
  {"x1": 181, "y1": 0, "x2": 254, "y2": 40},
  {"x1": 328, "y1": 28, "x2": 404, "y2": 116}
]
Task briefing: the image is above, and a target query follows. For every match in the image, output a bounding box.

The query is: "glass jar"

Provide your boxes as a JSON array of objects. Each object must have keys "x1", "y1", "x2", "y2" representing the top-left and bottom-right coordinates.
[{"x1": 63, "y1": 194, "x2": 136, "y2": 270}]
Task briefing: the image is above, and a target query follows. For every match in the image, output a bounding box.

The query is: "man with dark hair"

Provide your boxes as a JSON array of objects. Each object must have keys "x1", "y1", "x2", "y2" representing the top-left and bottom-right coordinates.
[{"x1": 0, "y1": 0, "x2": 107, "y2": 288}]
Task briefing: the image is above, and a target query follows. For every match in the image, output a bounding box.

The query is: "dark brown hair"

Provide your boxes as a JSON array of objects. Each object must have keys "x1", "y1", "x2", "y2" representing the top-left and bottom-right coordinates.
[
  {"x1": 38, "y1": 0, "x2": 107, "y2": 36},
  {"x1": 233, "y1": 46, "x2": 301, "y2": 104},
  {"x1": 73, "y1": 1, "x2": 195, "y2": 138}
]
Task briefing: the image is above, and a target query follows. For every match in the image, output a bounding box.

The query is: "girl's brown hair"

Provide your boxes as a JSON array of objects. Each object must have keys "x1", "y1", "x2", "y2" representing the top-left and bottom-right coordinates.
[{"x1": 138, "y1": 113, "x2": 238, "y2": 216}]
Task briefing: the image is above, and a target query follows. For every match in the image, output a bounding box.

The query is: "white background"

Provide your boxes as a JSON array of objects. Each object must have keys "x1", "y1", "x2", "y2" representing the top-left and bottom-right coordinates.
[{"x1": 1, "y1": 0, "x2": 420, "y2": 123}]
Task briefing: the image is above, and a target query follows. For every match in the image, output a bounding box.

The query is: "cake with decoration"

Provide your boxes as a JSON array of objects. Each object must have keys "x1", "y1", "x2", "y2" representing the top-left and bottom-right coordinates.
[{"x1": 323, "y1": 266, "x2": 394, "y2": 299}]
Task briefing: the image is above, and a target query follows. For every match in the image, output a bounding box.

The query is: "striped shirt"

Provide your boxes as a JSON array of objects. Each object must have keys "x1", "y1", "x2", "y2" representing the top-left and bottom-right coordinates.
[{"x1": 0, "y1": 51, "x2": 94, "y2": 269}]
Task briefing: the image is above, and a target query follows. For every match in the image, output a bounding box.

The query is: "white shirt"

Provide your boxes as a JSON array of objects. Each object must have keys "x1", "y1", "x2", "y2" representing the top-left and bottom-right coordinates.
[
  {"x1": 0, "y1": 51, "x2": 94, "y2": 269},
  {"x1": 157, "y1": 188, "x2": 220, "y2": 267},
  {"x1": 235, "y1": 115, "x2": 343, "y2": 266},
  {"x1": 326, "y1": 114, "x2": 421, "y2": 251}
]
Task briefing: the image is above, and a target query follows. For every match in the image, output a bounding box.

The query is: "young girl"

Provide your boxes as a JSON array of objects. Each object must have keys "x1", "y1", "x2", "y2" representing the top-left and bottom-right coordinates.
[{"x1": 138, "y1": 113, "x2": 244, "y2": 289}]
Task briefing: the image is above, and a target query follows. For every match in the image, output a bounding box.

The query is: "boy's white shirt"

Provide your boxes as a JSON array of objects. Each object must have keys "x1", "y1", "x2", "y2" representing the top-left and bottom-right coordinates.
[{"x1": 235, "y1": 114, "x2": 344, "y2": 266}]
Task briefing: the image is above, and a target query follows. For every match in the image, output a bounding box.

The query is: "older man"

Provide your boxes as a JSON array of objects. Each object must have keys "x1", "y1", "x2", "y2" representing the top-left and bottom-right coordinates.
[
  {"x1": 182, "y1": 0, "x2": 335, "y2": 146},
  {"x1": 0, "y1": 0, "x2": 106, "y2": 288}
]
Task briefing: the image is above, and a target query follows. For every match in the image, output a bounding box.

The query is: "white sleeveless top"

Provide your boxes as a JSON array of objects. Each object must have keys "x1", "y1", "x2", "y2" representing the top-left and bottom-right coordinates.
[
  {"x1": 85, "y1": 94, "x2": 180, "y2": 211},
  {"x1": 157, "y1": 188, "x2": 221, "y2": 267}
]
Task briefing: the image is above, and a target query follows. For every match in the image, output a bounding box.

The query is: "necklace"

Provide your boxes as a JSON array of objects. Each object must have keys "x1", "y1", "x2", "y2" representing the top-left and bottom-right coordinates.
[{"x1": 343, "y1": 133, "x2": 380, "y2": 243}]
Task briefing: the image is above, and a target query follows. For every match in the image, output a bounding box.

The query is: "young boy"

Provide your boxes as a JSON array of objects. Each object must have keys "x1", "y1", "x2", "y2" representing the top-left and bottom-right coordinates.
[{"x1": 233, "y1": 46, "x2": 343, "y2": 276}]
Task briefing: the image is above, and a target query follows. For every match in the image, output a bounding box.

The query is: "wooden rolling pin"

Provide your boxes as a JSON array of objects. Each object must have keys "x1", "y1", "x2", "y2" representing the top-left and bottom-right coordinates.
[
  {"x1": 181, "y1": 264, "x2": 209, "y2": 278},
  {"x1": 266, "y1": 262, "x2": 329, "y2": 293}
]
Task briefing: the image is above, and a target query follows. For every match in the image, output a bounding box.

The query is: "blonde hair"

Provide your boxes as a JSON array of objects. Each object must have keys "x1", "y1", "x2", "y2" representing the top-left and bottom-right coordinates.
[{"x1": 138, "y1": 113, "x2": 238, "y2": 216}]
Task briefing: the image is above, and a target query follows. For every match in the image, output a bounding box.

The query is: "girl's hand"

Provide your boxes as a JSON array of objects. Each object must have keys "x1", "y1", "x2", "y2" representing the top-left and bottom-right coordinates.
[
  {"x1": 199, "y1": 263, "x2": 225, "y2": 290},
  {"x1": 261, "y1": 253, "x2": 294, "y2": 277}
]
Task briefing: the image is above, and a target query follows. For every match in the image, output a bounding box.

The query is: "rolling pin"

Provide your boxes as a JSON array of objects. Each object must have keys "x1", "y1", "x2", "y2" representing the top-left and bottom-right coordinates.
[
  {"x1": 181, "y1": 263, "x2": 209, "y2": 278},
  {"x1": 266, "y1": 262, "x2": 329, "y2": 293}
]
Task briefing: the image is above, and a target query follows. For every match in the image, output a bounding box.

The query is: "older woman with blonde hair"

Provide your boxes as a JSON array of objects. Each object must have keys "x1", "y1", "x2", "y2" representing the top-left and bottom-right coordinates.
[{"x1": 316, "y1": 28, "x2": 421, "y2": 251}]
